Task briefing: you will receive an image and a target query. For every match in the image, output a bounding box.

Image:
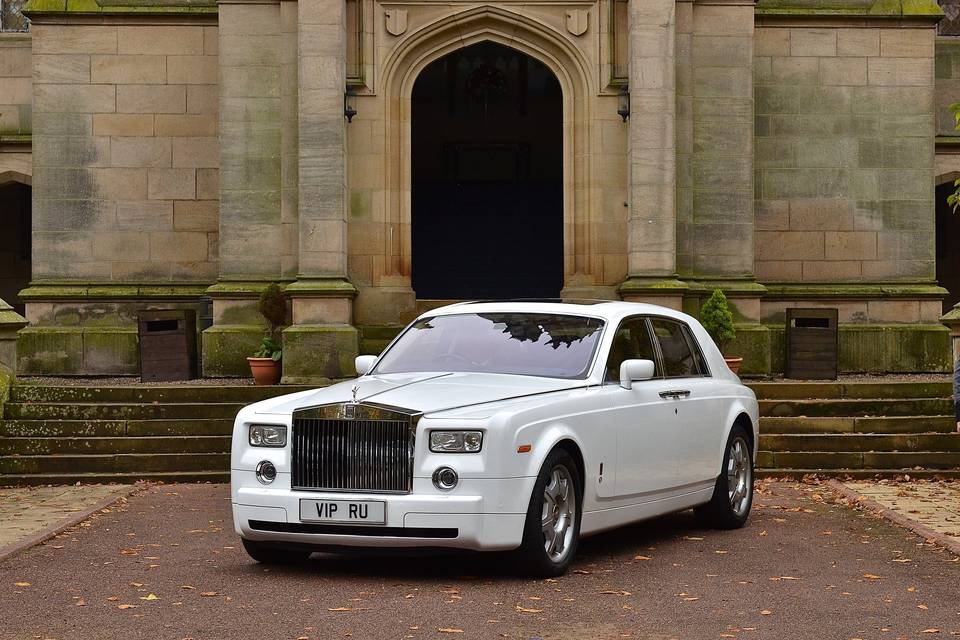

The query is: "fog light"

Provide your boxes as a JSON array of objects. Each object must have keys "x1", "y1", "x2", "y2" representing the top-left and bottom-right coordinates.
[
  {"x1": 256, "y1": 460, "x2": 277, "y2": 484},
  {"x1": 432, "y1": 466, "x2": 458, "y2": 491}
]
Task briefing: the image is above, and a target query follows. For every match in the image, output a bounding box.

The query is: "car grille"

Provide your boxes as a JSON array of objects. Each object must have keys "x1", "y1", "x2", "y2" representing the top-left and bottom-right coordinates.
[{"x1": 291, "y1": 403, "x2": 417, "y2": 493}]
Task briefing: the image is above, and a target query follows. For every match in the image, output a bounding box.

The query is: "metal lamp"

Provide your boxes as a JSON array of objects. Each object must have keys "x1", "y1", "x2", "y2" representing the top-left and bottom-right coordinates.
[{"x1": 617, "y1": 85, "x2": 630, "y2": 122}]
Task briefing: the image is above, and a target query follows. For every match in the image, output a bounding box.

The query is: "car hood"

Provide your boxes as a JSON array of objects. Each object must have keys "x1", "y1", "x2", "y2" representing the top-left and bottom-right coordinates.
[{"x1": 252, "y1": 372, "x2": 586, "y2": 416}]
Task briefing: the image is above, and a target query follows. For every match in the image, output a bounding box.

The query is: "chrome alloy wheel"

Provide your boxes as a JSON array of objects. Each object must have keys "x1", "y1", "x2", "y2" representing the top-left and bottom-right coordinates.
[
  {"x1": 541, "y1": 465, "x2": 576, "y2": 563},
  {"x1": 727, "y1": 437, "x2": 752, "y2": 518}
]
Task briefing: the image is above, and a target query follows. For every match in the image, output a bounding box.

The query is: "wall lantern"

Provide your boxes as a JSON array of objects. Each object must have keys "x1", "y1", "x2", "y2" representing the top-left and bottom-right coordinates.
[
  {"x1": 617, "y1": 85, "x2": 630, "y2": 122},
  {"x1": 344, "y1": 86, "x2": 357, "y2": 123}
]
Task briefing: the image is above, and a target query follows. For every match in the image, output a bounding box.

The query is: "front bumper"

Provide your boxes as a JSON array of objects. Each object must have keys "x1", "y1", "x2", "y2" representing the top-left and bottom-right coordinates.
[{"x1": 232, "y1": 472, "x2": 535, "y2": 552}]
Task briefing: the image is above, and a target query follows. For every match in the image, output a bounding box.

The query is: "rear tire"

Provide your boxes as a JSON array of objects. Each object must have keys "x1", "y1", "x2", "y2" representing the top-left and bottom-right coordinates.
[
  {"x1": 241, "y1": 538, "x2": 312, "y2": 564},
  {"x1": 516, "y1": 448, "x2": 583, "y2": 577},
  {"x1": 694, "y1": 425, "x2": 754, "y2": 529}
]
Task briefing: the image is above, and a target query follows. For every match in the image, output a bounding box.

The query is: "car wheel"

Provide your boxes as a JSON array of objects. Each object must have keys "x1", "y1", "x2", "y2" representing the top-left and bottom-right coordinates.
[
  {"x1": 241, "y1": 538, "x2": 312, "y2": 564},
  {"x1": 695, "y1": 425, "x2": 754, "y2": 529},
  {"x1": 517, "y1": 448, "x2": 582, "y2": 577}
]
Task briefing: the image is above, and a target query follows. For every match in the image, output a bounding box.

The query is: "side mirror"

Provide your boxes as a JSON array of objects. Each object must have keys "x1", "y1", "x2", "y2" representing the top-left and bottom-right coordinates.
[
  {"x1": 619, "y1": 359, "x2": 655, "y2": 390},
  {"x1": 355, "y1": 355, "x2": 377, "y2": 376}
]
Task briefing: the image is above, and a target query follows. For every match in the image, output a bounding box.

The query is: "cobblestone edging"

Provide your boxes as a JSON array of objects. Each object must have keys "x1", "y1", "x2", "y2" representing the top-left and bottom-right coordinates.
[
  {"x1": 826, "y1": 479, "x2": 960, "y2": 557},
  {"x1": 0, "y1": 484, "x2": 140, "y2": 563}
]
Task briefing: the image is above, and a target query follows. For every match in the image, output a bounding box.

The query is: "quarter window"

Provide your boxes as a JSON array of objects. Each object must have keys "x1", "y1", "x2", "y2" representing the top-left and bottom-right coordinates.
[
  {"x1": 650, "y1": 319, "x2": 702, "y2": 378},
  {"x1": 605, "y1": 317, "x2": 660, "y2": 382}
]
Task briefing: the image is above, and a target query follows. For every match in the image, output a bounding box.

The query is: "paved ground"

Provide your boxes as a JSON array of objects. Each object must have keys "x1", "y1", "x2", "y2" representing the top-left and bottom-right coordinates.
[
  {"x1": 1, "y1": 481, "x2": 959, "y2": 640},
  {"x1": 844, "y1": 481, "x2": 960, "y2": 550},
  {"x1": 0, "y1": 484, "x2": 133, "y2": 554}
]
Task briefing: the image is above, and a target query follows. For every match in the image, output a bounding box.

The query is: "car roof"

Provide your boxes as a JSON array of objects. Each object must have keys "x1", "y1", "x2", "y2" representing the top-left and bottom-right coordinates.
[{"x1": 419, "y1": 299, "x2": 695, "y2": 324}]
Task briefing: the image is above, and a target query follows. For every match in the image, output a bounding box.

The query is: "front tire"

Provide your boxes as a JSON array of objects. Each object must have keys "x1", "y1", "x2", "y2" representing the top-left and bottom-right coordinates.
[
  {"x1": 241, "y1": 538, "x2": 312, "y2": 564},
  {"x1": 695, "y1": 425, "x2": 754, "y2": 529},
  {"x1": 516, "y1": 448, "x2": 582, "y2": 577}
]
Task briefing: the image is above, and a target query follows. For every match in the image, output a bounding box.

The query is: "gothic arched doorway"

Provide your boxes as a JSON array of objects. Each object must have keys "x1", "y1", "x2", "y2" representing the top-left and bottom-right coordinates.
[
  {"x1": 0, "y1": 179, "x2": 30, "y2": 315},
  {"x1": 410, "y1": 41, "x2": 563, "y2": 299}
]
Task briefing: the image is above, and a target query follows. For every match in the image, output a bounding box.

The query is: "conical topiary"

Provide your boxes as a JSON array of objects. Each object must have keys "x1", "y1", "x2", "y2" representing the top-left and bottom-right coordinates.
[{"x1": 700, "y1": 288, "x2": 736, "y2": 354}]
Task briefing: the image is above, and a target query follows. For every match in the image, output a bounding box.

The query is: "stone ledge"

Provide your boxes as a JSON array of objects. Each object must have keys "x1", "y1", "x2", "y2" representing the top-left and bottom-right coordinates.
[
  {"x1": 20, "y1": 282, "x2": 210, "y2": 301},
  {"x1": 755, "y1": 0, "x2": 943, "y2": 19},
  {"x1": 24, "y1": 0, "x2": 217, "y2": 16},
  {"x1": 205, "y1": 280, "x2": 292, "y2": 300},
  {"x1": 763, "y1": 283, "x2": 948, "y2": 300},
  {"x1": 285, "y1": 278, "x2": 358, "y2": 298}
]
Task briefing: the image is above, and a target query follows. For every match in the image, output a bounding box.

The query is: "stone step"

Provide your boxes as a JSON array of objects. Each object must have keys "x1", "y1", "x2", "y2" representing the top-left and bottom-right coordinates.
[
  {"x1": 760, "y1": 433, "x2": 960, "y2": 453},
  {"x1": 9, "y1": 384, "x2": 316, "y2": 404},
  {"x1": 756, "y1": 450, "x2": 960, "y2": 470},
  {"x1": 759, "y1": 398, "x2": 952, "y2": 418},
  {"x1": 0, "y1": 452, "x2": 229, "y2": 474},
  {"x1": 760, "y1": 415, "x2": 957, "y2": 434},
  {"x1": 0, "y1": 470, "x2": 231, "y2": 487},
  {"x1": 0, "y1": 436, "x2": 231, "y2": 456},
  {"x1": 4, "y1": 402, "x2": 246, "y2": 421},
  {"x1": 747, "y1": 380, "x2": 951, "y2": 400},
  {"x1": 0, "y1": 419, "x2": 235, "y2": 437}
]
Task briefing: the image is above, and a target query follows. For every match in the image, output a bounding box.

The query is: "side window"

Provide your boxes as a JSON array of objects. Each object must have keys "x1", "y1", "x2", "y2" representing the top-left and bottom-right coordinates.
[
  {"x1": 605, "y1": 317, "x2": 659, "y2": 382},
  {"x1": 682, "y1": 325, "x2": 710, "y2": 376},
  {"x1": 650, "y1": 319, "x2": 699, "y2": 378}
]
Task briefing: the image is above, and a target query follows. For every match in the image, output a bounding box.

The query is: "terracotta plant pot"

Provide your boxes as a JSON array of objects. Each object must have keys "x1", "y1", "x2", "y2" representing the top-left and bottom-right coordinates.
[
  {"x1": 724, "y1": 357, "x2": 744, "y2": 375},
  {"x1": 248, "y1": 357, "x2": 282, "y2": 386}
]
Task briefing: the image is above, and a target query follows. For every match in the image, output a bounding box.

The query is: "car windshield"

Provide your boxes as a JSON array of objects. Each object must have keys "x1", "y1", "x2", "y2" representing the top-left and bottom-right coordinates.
[{"x1": 372, "y1": 312, "x2": 606, "y2": 379}]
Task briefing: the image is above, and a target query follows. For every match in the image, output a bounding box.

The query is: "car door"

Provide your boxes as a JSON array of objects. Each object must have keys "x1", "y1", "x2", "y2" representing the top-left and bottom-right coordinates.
[
  {"x1": 648, "y1": 317, "x2": 725, "y2": 488},
  {"x1": 602, "y1": 316, "x2": 682, "y2": 499}
]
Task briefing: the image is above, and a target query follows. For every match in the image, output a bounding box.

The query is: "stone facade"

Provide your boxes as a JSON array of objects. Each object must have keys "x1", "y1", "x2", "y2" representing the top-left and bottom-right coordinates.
[{"x1": 0, "y1": 0, "x2": 955, "y2": 379}]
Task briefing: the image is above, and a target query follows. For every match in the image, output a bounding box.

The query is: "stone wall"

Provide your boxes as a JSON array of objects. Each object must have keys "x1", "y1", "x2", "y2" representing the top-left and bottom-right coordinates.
[
  {"x1": 30, "y1": 21, "x2": 219, "y2": 285},
  {"x1": 754, "y1": 25, "x2": 936, "y2": 287},
  {"x1": 936, "y1": 36, "x2": 960, "y2": 138},
  {"x1": 0, "y1": 33, "x2": 30, "y2": 137}
]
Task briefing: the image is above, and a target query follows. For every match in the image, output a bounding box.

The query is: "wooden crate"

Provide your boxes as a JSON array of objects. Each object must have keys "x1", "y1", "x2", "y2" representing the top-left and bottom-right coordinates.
[
  {"x1": 137, "y1": 310, "x2": 198, "y2": 382},
  {"x1": 785, "y1": 308, "x2": 838, "y2": 380}
]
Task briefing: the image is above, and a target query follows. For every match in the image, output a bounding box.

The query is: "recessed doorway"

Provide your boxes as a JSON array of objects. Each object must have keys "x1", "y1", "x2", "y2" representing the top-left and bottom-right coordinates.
[{"x1": 410, "y1": 41, "x2": 563, "y2": 299}]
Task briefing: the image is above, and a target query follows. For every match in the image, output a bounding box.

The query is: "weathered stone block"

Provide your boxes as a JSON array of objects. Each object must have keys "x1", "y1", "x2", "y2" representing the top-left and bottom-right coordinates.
[
  {"x1": 197, "y1": 168, "x2": 219, "y2": 200},
  {"x1": 92, "y1": 114, "x2": 154, "y2": 137},
  {"x1": 92, "y1": 231, "x2": 150, "y2": 261},
  {"x1": 148, "y1": 168, "x2": 197, "y2": 200},
  {"x1": 772, "y1": 57, "x2": 819, "y2": 85},
  {"x1": 91, "y1": 55, "x2": 165, "y2": 84},
  {"x1": 868, "y1": 57, "x2": 933, "y2": 86},
  {"x1": 116, "y1": 200, "x2": 173, "y2": 231},
  {"x1": 186, "y1": 85, "x2": 218, "y2": 115},
  {"x1": 755, "y1": 27, "x2": 790, "y2": 57},
  {"x1": 879, "y1": 29, "x2": 933, "y2": 58},
  {"x1": 111, "y1": 137, "x2": 172, "y2": 168},
  {"x1": 820, "y1": 58, "x2": 868, "y2": 86},
  {"x1": 281, "y1": 324, "x2": 358, "y2": 382},
  {"x1": 32, "y1": 26, "x2": 118, "y2": 55},
  {"x1": 155, "y1": 114, "x2": 217, "y2": 137},
  {"x1": 150, "y1": 231, "x2": 209, "y2": 263},
  {"x1": 756, "y1": 230, "x2": 824, "y2": 260},
  {"x1": 789, "y1": 198, "x2": 854, "y2": 230},
  {"x1": 167, "y1": 55, "x2": 218, "y2": 85},
  {"x1": 174, "y1": 200, "x2": 218, "y2": 232},
  {"x1": 802, "y1": 260, "x2": 862, "y2": 280},
  {"x1": 201, "y1": 324, "x2": 262, "y2": 377},
  {"x1": 825, "y1": 231, "x2": 877, "y2": 260},
  {"x1": 33, "y1": 54, "x2": 91, "y2": 84},
  {"x1": 92, "y1": 168, "x2": 149, "y2": 200},
  {"x1": 837, "y1": 29, "x2": 879, "y2": 57},
  {"x1": 117, "y1": 85, "x2": 185, "y2": 114},
  {"x1": 790, "y1": 28, "x2": 836, "y2": 57},
  {"x1": 172, "y1": 137, "x2": 219, "y2": 169},
  {"x1": 35, "y1": 84, "x2": 116, "y2": 114},
  {"x1": 117, "y1": 27, "x2": 204, "y2": 56}
]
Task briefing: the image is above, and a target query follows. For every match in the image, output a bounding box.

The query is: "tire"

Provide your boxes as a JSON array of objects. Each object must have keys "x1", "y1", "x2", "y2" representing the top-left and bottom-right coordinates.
[
  {"x1": 694, "y1": 424, "x2": 754, "y2": 529},
  {"x1": 516, "y1": 448, "x2": 583, "y2": 577},
  {"x1": 241, "y1": 538, "x2": 312, "y2": 564}
]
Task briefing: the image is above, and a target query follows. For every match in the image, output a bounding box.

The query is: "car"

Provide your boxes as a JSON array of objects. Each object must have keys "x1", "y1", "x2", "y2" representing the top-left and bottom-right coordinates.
[{"x1": 231, "y1": 300, "x2": 759, "y2": 576}]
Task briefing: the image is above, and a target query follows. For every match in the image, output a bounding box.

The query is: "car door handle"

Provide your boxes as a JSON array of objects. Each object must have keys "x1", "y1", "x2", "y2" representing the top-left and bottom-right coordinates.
[{"x1": 659, "y1": 389, "x2": 691, "y2": 399}]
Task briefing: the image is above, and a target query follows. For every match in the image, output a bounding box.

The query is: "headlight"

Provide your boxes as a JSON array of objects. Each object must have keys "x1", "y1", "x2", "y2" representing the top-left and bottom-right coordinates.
[
  {"x1": 249, "y1": 424, "x2": 287, "y2": 447},
  {"x1": 429, "y1": 430, "x2": 482, "y2": 453}
]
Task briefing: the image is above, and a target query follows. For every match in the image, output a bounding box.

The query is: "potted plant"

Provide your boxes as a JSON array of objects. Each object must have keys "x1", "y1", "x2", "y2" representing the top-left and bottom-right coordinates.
[
  {"x1": 247, "y1": 283, "x2": 286, "y2": 386},
  {"x1": 700, "y1": 288, "x2": 742, "y2": 374}
]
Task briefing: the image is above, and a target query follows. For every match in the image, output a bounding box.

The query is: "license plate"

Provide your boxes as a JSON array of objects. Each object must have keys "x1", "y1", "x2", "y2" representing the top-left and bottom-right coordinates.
[{"x1": 299, "y1": 499, "x2": 386, "y2": 525}]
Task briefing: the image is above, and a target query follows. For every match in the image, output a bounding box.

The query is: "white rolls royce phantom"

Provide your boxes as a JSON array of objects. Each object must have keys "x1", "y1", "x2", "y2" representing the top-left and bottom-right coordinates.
[{"x1": 231, "y1": 300, "x2": 759, "y2": 576}]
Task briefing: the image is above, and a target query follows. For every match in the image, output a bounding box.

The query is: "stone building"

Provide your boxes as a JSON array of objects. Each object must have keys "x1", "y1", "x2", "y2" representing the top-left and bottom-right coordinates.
[{"x1": 0, "y1": 0, "x2": 958, "y2": 380}]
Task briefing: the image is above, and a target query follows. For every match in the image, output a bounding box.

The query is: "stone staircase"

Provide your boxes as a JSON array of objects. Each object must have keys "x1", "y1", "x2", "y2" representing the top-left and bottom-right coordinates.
[
  {"x1": 754, "y1": 380, "x2": 960, "y2": 477},
  {"x1": 0, "y1": 379, "x2": 957, "y2": 485},
  {"x1": 0, "y1": 384, "x2": 311, "y2": 486}
]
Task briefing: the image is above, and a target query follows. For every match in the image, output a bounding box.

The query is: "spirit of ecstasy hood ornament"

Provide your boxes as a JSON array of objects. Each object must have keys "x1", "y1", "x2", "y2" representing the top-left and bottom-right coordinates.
[{"x1": 350, "y1": 384, "x2": 359, "y2": 404}]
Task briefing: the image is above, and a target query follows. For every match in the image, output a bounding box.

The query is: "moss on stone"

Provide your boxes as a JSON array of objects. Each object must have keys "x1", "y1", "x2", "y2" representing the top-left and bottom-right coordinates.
[
  {"x1": 0, "y1": 365, "x2": 12, "y2": 421},
  {"x1": 20, "y1": 283, "x2": 209, "y2": 301},
  {"x1": 201, "y1": 325, "x2": 262, "y2": 378},
  {"x1": 284, "y1": 278, "x2": 358, "y2": 298},
  {"x1": 727, "y1": 324, "x2": 772, "y2": 377},
  {"x1": 755, "y1": 0, "x2": 942, "y2": 18},
  {"x1": 281, "y1": 324, "x2": 358, "y2": 383},
  {"x1": 24, "y1": 0, "x2": 216, "y2": 15}
]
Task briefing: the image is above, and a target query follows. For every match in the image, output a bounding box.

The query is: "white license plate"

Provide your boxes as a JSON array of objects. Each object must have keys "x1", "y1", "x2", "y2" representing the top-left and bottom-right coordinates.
[{"x1": 299, "y1": 499, "x2": 386, "y2": 524}]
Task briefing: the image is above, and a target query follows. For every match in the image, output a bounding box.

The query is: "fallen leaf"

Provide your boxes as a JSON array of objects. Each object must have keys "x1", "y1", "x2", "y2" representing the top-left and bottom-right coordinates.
[
  {"x1": 14, "y1": 582, "x2": 30, "y2": 587},
  {"x1": 760, "y1": 610, "x2": 772, "y2": 616},
  {"x1": 139, "y1": 594, "x2": 159, "y2": 601},
  {"x1": 600, "y1": 590, "x2": 631, "y2": 596},
  {"x1": 633, "y1": 555, "x2": 652, "y2": 561},
  {"x1": 572, "y1": 569, "x2": 591, "y2": 575},
  {"x1": 919, "y1": 604, "x2": 929, "y2": 610},
  {"x1": 106, "y1": 596, "x2": 119, "y2": 602},
  {"x1": 117, "y1": 604, "x2": 137, "y2": 610},
  {"x1": 683, "y1": 536, "x2": 704, "y2": 541},
  {"x1": 863, "y1": 574, "x2": 883, "y2": 580},
  {"x1": 683, "y1": 597, "x2": 699, "y2": 602},
  {"x1": 75, "y1": 599, "x2": 86, "y2": 607},
  {"x1": 180, "y1": 585, "x2": 196, "y2": 590},
  {"x1": 328, "y1": 607, "x2": 353, "y2": 612},
  {"x1": 921, "y1": 630, "x2": 940, "y2": 634},
  {"x1": 199, "y1": 592, "x2": 218, "y2": 597},
  {"x1": 516, "y1": 606, "x2": 543, "y2": 613},
  {"x1": 438, "y1": 628, "x2": 464, "y2": 634},
  {"x1": 130, "y1": 582, "x2": 144, "y2": 587}
]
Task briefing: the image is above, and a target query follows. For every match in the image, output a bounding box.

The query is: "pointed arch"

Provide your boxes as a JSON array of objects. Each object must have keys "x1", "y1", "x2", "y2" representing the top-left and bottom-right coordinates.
[{"x1": 376, "y1": 4, "x2": 598, "y2": 286}]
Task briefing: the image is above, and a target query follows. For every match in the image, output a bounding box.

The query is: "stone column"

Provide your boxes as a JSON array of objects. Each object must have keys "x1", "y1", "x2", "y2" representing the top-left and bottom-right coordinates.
[
  {"x1": 0, "y1": 298, "x2": 27, "y2": 374},
  {"x1": 281, "y1": 0, "x2": 358, "y2": 383},
  {"x1": 203, "y1": 0, "x2": 285, "y2": 377},
  {"x1": 620, "y1": 0, "x2": 687, "y2": 308}
]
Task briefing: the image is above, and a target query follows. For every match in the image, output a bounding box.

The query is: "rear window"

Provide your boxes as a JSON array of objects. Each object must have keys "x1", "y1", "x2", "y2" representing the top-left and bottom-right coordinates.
[{"x1": 650, "y1": 318, "x2": 703, "y2": 378}]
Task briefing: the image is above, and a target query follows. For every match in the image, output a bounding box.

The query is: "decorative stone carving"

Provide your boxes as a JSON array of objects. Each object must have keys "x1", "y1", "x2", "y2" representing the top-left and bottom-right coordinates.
[
  {"x1": 385, "y1": 8, "x2": 408, "y2": 36},
  {"x1": 565, "y1": 9, "x2": 588, "y2": 36}
]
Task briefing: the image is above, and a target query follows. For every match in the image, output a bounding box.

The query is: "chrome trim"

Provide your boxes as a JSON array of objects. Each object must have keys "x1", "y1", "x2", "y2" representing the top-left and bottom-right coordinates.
[{"x1": 291, "y1": 402, "x2": 421, "y2": 494}]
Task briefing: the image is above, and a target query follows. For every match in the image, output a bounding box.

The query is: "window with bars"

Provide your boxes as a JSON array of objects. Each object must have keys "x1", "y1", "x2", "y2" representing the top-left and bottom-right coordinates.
[
  {"x1": 940, "y1": 0, "x2": 960, "y2": 36},
  {"x1": 1, "y1": 0, "x2": 29, "y2": 31}
]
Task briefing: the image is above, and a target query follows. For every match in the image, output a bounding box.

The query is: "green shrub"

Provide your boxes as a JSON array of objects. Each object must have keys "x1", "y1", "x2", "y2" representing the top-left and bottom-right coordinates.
[
  {"x1": 700, "y1": 289, "x2": 736, "y2": 354},
  {"x1": 253, "y1": 284, "x2": 287, "y2": 359}
]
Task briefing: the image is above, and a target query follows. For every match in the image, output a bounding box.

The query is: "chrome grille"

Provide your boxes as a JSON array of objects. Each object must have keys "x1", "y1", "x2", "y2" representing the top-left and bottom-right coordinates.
[{"x1": 291, "y1": 403, "x2": 416, "y2": 493}]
